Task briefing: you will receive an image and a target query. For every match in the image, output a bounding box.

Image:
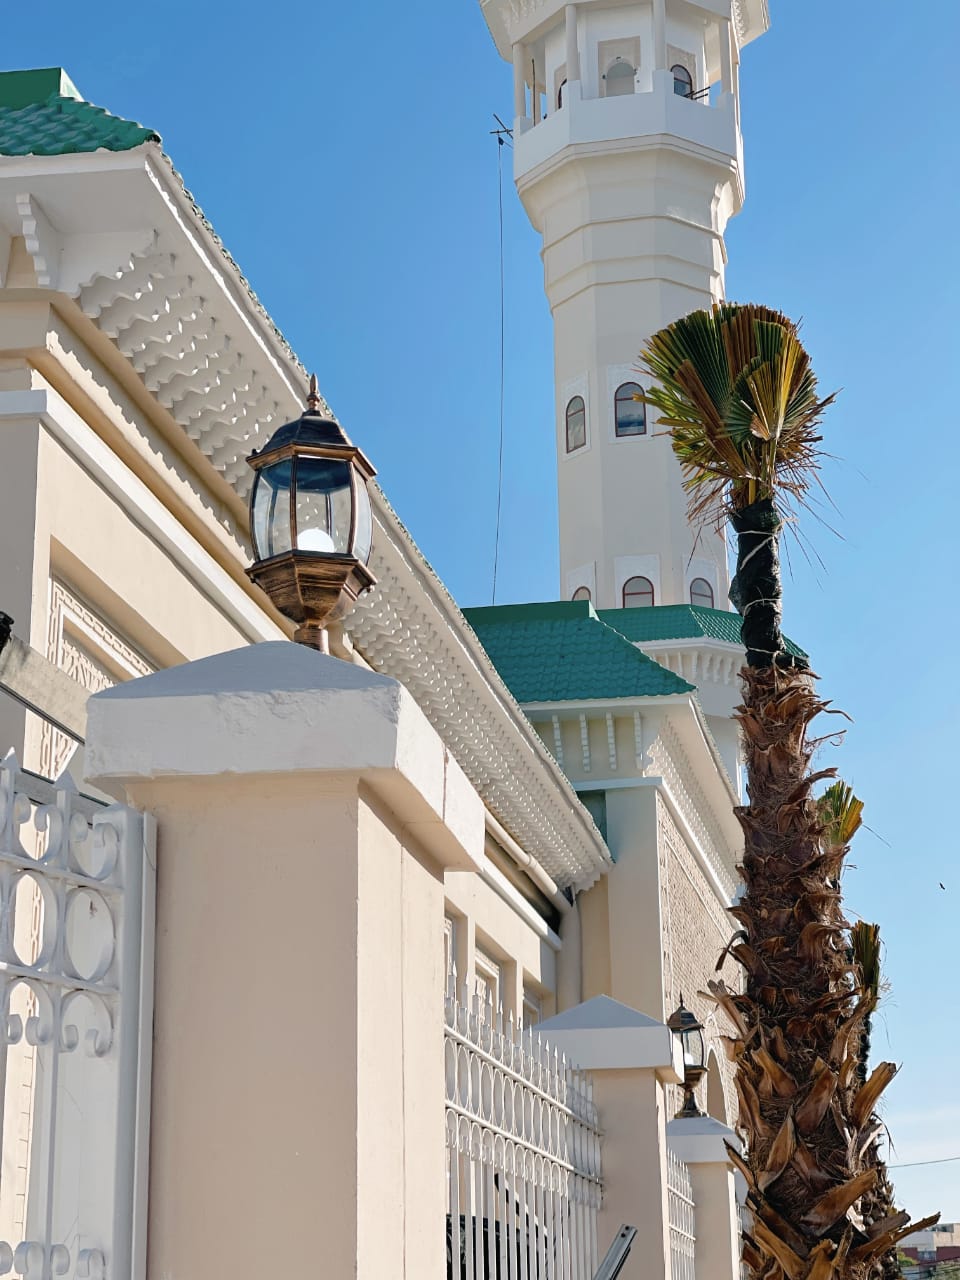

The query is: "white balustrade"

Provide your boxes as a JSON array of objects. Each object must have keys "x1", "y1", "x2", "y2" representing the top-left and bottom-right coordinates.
[
  {"x1": 444, "y1": 971, "x2": 602, "y2": 1279},
  {"x1": 667, "y1": 1148, "x2": 696, "y2": 1280},
  {"x1": 0, "y1": 754, "x2": 154, "y2": 1280}
]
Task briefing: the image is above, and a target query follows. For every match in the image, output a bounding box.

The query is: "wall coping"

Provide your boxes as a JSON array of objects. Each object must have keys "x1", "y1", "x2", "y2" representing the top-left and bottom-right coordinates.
[
  {"x1": 85, "y1": 641, "x2": 484, "y2": 873},
  {"x1": 537, "y1": 996, "x2": 684, "y2": 1082},
  {"x1": 667, "y1": 1114, "x2": 742, "y2": 1166}
]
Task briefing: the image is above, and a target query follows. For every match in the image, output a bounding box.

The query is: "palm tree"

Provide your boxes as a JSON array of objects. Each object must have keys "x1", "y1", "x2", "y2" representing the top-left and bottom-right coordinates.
[
  {"x1": 820, "y1": 786, "x2": 904, "y2": 1280},
  {"x1": 641, "y1": 304, "x2": 936, "y2": 1279}
]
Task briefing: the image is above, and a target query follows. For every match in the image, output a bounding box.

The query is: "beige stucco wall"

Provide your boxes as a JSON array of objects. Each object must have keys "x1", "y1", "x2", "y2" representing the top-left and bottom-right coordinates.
[
  {"x1": 121, "y1": 771, "x2": 447, "y2": 1280},
  {"x1": 0, "y1": 300, "x2": 288, "y2": 774}
]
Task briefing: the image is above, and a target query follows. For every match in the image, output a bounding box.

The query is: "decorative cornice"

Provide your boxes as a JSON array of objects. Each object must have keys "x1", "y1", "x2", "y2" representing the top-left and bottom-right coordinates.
[{"x1": 0, "y1": 148, "x2": 611, "y2": 891}]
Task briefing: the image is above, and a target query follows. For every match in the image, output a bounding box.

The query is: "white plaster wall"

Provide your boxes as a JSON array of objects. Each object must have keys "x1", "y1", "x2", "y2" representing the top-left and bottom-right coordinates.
[{"x1": 512, "y1": 2, "x2": 741, "y2": 611}]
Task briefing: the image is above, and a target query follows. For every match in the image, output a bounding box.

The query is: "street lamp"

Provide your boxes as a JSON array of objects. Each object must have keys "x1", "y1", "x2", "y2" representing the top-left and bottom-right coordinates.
[
  {"x1": 668, "y1": 997, "x2": 707, "y2": 1119},
  {"x1": 246, "y1": 376, "x2": 377, "y2": 651}
]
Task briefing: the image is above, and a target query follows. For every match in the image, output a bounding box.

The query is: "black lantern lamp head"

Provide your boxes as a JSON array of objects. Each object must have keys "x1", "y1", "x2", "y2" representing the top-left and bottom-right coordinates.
[
  {"x1": 668, "y1": 996, "x2": 707, "y2": 1120},
  {"x1": 246, "y1": 375, "x2": 377, "y2": 651}
]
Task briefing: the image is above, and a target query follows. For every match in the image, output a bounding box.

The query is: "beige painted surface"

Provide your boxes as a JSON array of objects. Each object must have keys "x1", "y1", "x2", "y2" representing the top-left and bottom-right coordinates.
[
  {"x1": 121, "y1": 772, "x2": 447, "y2": 1280},
  {"x1": 594, "y1": 1069, "x2": 672, "y2": 1280},
  {"x1": 687, "y1": 1161, "x2": 741, "y2": 1280},
  {"x1": 603, "y1": 786, "x2": 666, "y2": 1017}
]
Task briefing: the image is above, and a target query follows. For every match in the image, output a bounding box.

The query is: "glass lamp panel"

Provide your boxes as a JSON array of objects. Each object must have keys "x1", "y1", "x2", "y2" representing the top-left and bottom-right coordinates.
[
  {"x1": 354, "y1": 478, "x2": 373, "y2": 564},
  {"x1": 294, "y1": 457, "x2": 352, "y2": 554},
  {"x1": 682, "y1": 1026, "x2": 705, "y2": 1068},
  {"x1": 251, "y1": 459, "x2": 293, "y2": 559}
]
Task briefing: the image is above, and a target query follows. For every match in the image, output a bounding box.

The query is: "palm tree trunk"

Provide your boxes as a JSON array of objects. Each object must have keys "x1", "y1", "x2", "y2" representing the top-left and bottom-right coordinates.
[
  {"x1": 724, "y1": 531, "x2": 935, "y2": 1279},
  {"x1": 729, "y1": 498, "x2": 798, "y2": 670}
]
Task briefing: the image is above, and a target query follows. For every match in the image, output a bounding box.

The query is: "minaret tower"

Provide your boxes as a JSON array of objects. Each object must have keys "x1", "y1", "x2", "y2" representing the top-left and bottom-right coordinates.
[{"x1": 479, "y1": 0, "x2": 769, "y2": 611}]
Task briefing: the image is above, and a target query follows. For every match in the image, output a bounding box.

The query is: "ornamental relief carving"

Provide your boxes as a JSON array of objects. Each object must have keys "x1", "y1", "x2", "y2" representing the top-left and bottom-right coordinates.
[{"x1": 40, "y1": 580, "x2": 153, "y2": 782}]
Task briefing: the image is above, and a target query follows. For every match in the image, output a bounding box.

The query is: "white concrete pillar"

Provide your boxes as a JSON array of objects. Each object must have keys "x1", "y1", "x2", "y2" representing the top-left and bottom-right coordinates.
[
  {"x1": 719, "y1": 18, "x2": 733, "y2": 95},
  {"x1": 85, "y1": 642, "x2": 485, "y2": 1280},
  {"x1": 538, "y1": 996, "x2": 685, "y2": 1280},
  {"x1": 668, "y1": 1115, "x2": 744, "y2": 1280},
  {"x1": 565, "y1": 5, "x2": 581, "y2": 84},
  {"x1": 512, "y1": 41, "x2": 527, "y2": 119},
  {"x1": 653, "y1": 0, "x2": 667, "y2": 70}
]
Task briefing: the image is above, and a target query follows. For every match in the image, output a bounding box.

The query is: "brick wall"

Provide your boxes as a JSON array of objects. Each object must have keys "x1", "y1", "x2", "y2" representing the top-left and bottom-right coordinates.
[{"x1": 657, "y1": 793, "x2": 741, "y2": 1125}]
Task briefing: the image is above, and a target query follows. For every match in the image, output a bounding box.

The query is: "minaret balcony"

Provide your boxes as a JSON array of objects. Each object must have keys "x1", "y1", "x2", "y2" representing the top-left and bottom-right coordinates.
[{"x1": 514, "y1": 74, "x2": 742, "y2": 195}]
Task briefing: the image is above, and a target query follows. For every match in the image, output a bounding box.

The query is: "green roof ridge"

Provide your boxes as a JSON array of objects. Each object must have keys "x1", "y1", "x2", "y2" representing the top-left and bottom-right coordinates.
[
  {"x1": 0, "y1": 69, "x2": 81, "y2": 110},
  {"x1": 0, "y1": 68, "x2": 159, "y2": 157},
  {"x1": 597, "y1": 603, "x2": 807, "y2": 658},
  {"x1": 464, "y1": 601, "x2": 694, "y2": 704}
]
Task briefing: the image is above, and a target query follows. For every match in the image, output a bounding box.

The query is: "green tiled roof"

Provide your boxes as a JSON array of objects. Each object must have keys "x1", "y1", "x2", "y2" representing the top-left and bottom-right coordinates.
[
  {"x1": 598, "y1": 604, "x2": 807, "y2": 658},
  {"x1": 0, "y1": 68, "x2": 159, "y2": 156},
  {"x1": 463, "y1": 601, "x2": 694, "y2": 703}
]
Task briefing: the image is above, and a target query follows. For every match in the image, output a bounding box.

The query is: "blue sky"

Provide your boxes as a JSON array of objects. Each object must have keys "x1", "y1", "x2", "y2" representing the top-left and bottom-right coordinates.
[{"x1": 8, "y1": 0, "x2": 960, "y2": 1221}]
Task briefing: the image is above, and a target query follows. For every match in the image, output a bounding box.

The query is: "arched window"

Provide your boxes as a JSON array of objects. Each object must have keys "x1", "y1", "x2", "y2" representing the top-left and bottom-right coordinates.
[
  {"x1": 605, "y1": 60, "x2": 636, "y2": 97},
  {"x1": 565, "y1": 396, "x2": 586, "y2": 452},
  {"x1": 690, "y1": 577, "x2": 714, "y2": 608},
  {"x1": 614, "y1": 382, "x2": 646, "y2": 437},
  {"x1": 572, "y1": 586, "x2": 591, "y2": 602},
  {"x1": 557, "y1": 78, "x2": 567, "y2": 109},
  {"x1": 623, "y1": 575, "x2": 655, "y2": 608},
  {"x1": 672, "y1": 64, "x2": 694, "y2": 97}
]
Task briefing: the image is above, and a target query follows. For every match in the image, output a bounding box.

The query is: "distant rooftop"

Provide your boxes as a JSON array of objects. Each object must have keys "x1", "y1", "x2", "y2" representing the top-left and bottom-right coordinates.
[
  {"x1": 0, "y1": 67, "x2": 159, "y2": 156},
  {"x1": 463, "y1": 601, "x2": 694, "y2": 704}
]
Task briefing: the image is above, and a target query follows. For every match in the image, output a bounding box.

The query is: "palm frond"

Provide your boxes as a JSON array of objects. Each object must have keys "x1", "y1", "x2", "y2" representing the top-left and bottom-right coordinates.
[
  {"x1": 851, "y1": 921, "x2": 882, "y2": 1009},
  {"x1": 640, "y1": 302, "x2": 836, "y2": 530},
  {"x1": 818, "y1": 780, "x2": 864, "y2": 851}
]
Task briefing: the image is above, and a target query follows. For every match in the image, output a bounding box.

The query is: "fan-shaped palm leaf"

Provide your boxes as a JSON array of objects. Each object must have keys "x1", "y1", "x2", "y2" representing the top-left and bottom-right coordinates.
[{"x1": 640, "y1": 302, "x2": 835, "y2": 530}]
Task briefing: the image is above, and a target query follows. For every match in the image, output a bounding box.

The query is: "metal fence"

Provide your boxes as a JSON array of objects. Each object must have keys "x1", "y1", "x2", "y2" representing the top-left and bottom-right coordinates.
[
  {"x1": 667, "y1": 1147, "x2": 696, "y2": 1280},
  {"x1": 444, "y1": 971, "x2": 603, "y2": 1279},
  {"x1": 0, "y1": 754, "x2": 154, "y2": 1279}
]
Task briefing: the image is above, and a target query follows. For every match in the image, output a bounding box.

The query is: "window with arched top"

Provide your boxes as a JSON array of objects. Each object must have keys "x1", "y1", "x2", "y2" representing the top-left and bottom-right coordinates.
[
  {"x1": 623, "y1": 575, "x2": 655, "y2": 608},
  {"x1": 572, "y1": 586, "x2": 591, "y2": 602},
  {"x1": 605, "y1": 60, "x2": 636, "y2": 96},
  {"x1": 614, "y1": 382, "x2": 646, "y2": 437},
  {"x1": 557, "y1": 78, "x2": 567, "y2": 109},
  {"x1": 690, "y1": 577, "x2": 714, "y2": 608},
  {"x1": 565, "y1": 396, "x2": 586, "y2": 452},
  {"x1": 672, "y1": 64, "x2": 694, "y2": 97}
]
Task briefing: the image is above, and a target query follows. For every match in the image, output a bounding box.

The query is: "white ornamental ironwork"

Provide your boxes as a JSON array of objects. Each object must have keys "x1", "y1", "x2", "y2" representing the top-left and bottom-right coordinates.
[
  {"x1": 667, "y1": 1147, "x2": 697, "y2": 1280},
  {"x1": 444, "y1": 970, "x2": 602, "y2": 1280},
  {"x1": 0, "y1": 754, "x2": 155, "y2": 1280}
]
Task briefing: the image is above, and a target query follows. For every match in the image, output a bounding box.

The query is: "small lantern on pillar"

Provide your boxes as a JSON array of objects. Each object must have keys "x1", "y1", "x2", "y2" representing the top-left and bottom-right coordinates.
[
  {"x1": 668, "y1": 997, "x2": 707, "y2": 1119},
  {"x1": 246, "y1": 376, "x2": 377, "y2": 650}
]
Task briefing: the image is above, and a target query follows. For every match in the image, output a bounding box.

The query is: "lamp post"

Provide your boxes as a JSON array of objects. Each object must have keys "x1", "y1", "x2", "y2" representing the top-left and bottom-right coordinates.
[
  {"x1": 668, "y1": 997, "x2": 707, "y2": 1119},
  {"x1": 246, "y1": 376, "x2": 377, "y2": 651}
]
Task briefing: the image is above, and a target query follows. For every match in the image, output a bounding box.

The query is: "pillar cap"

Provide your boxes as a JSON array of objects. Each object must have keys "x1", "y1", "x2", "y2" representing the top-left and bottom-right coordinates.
[
  {"x1": 85, "y1": 641, "x2": 484, "y2": 872},
  {"x1": 537, "y1": 996, "x2": 684, "y2": 1081},
  {"x1": 667, "y1": 1114, "x2": 742, "y2": 1165}
]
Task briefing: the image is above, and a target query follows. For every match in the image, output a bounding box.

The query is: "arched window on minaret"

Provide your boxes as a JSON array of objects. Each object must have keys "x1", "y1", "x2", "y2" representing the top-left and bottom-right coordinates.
[
  {"x1": 672, "y1": 64, "x2": 694, "y2": 98},
  {"x1": 557, "y1": 79, "x2": 567, "y2": 109},
  {"x1": 605, "y1": 59, "x2": 636, "y2": 97},
  {"x1": 615, "y1": 382, "x2": 646, "y2": 437},
  {"x1": 623, "y1": 576, "x2": 655, "y2": 608},
  {"x1": 690, "y1": 577, "x2": 714, "y2": 608},
  {"x1": 565, "y1": 396, "x2": 586, "y2": 452},
  {"x1": 572, "y1": 586, "x2": 591, "y2": 602}
]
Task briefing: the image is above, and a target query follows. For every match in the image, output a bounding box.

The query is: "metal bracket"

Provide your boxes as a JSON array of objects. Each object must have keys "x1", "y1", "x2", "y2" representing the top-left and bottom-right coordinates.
[{"x1": 593, "y1": 1225, "x2": 638, "y2": 1280}]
